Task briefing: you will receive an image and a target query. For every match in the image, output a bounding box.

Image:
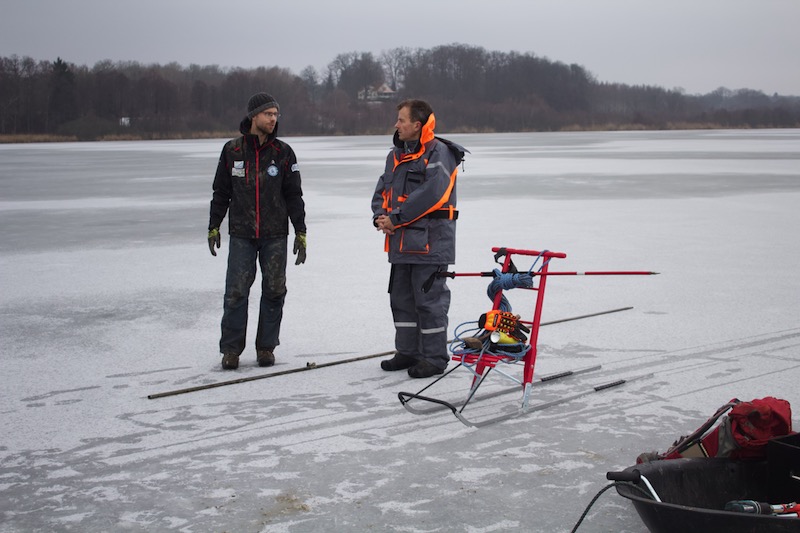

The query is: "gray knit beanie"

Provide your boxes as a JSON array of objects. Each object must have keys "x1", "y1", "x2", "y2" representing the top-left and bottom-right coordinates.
[{"x1": 247, "y1": 92, "x2": 280, "y2": 118}]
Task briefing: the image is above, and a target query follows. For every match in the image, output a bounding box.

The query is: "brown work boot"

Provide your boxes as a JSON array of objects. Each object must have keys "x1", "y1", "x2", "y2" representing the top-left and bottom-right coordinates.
[
  {"x1": 221, "y1": 352, "x2": 239, "y2": 370},
  {"x1": 257, "y1": 349, "x2": 275, "y2": 367}
]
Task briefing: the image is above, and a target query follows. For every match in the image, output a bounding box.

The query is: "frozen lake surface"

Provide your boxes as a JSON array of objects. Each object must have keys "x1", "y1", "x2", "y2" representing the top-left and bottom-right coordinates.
[{"x1": 1, "y1": 129, "x2": 799, "y2": 532}]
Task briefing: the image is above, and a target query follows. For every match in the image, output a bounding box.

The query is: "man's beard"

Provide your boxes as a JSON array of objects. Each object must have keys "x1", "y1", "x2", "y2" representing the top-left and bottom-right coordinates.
[{"x1": 255, "y1": 123, "x2": 274, "y2": 137}]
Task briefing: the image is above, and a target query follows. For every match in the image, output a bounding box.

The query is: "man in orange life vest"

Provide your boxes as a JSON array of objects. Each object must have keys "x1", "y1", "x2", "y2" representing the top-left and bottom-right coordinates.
[{"x1": 372, "y1": 99, "x2": 467, "y2": 378}]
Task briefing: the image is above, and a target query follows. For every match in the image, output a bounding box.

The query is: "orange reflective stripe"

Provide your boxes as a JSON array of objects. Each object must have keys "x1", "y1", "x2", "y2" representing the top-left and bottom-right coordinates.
[
  {"x1": 400, "y1": 166, "x2": 457, "y2": 227},
  {"x1": 381, "y1": 188, "x2": 394, "y2": 212},
  {"x1": 420, "y1": 113, "x2": 436, "y2": 145},
  {"x1": 394, "y1": 150, "x2": 424, "y2": 170},
  {"x1": 383, "y1": 113, "x2": 455, "y2": 251},
  {"x1": 392, "y1": 114, "x2": 435, "y2": 171}
]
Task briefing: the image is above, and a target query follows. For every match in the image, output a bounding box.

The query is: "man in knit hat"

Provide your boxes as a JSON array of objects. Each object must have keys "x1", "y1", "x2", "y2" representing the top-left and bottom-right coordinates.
[{"x1": 208, "y1": 92, "x2": 307, "y2": 370}]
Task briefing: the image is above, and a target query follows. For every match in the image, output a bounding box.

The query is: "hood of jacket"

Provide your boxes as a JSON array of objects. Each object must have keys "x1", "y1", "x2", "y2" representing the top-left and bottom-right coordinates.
[{"x1": 392, "y1": 113, "x2": 436, "y2": 153}]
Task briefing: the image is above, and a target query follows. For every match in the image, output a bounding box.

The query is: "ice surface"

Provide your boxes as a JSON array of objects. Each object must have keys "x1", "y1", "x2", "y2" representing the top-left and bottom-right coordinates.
[{"x1": 1, "y1": 129, "x2": 799, "y2": 532}]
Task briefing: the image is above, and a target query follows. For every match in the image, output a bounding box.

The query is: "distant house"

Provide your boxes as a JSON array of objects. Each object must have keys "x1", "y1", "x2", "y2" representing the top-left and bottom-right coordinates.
[
  {"x1": 358, "y1": 84, "x2": 397, "y2": 102},
  {"x1": 119, "y1": 117, "x2": 131, "y2": 127}
]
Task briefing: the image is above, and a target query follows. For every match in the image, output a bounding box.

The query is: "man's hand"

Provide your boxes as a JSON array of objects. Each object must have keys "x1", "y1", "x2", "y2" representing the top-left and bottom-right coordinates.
[
  {"x1": 293, "y1": 232, "x2": 307, "y2": 265},
  {"x1": 208, "y1": 228, "x2": 221, "y2": 256},
  {"x1": 375, "y1": 215, "x2": 395, "y2": 235}
]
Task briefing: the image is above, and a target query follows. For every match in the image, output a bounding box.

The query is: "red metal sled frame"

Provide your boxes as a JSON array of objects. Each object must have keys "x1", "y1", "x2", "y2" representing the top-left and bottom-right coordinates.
[
  {"x1": 451, "y1": 247, "x2": 566, "y2": 407},
  {"x1": 398, "y1": 246, "x2": 657, "y2": 426}
]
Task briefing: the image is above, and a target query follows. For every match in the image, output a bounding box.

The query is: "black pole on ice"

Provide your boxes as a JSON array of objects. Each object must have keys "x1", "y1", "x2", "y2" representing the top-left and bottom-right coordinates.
[
  {"x1": 147, "y1": 306, "x2": 634, "y2": 399},
  {"x1": 147, "y1": 350, "x2": 396, "y2": 400},
  {"x1": 539, "y1": 306, "x2": 632, "y2": 326}
]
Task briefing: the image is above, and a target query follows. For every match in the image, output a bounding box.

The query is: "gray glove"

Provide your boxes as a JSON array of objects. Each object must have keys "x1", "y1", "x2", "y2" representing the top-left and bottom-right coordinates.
[{"x1": 208, "y1": 228, "x2": 221, "y2": 256}]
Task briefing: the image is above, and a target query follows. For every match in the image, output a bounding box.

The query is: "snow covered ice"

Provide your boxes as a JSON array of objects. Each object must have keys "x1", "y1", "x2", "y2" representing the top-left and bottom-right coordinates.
[{"x1": 1, "y1": 129, "x2": 799, "y2": 532}]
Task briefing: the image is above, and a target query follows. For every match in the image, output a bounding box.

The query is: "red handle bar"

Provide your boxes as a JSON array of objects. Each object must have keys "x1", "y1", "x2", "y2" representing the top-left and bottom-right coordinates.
[{"x1": 492, "y1": 247, "x2": 567, "y2": 259}]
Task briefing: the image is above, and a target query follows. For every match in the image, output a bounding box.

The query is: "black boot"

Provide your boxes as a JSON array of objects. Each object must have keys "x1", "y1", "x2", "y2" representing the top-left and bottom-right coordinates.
[
  {"x1": 408, "y1": 359, "x2": 445, "y2": 378},
  {"x1": 381, "y1": 353, "x2": 416, "y2": 371}
]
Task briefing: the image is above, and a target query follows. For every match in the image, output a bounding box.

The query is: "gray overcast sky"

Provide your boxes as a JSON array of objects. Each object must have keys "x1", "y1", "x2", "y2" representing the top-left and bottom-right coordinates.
[{"x1": 3, "y1": 0, "x2": 799, "y2": 96}]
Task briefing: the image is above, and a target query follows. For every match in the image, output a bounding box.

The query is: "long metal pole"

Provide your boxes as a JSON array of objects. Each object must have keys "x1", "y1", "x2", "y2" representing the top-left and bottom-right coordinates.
[
  {"x1": 147, "y1": 307, "x2": 634, "y2": 399},
  {"x1": 444, "y1": 271, "x2": 658, "y2": 278},
  {"x1": 538, "y1": 306, "x2": 633, "y2": 326},
  {"x1": 147, "y1": 351, "x2": 395, "y2": 399}
]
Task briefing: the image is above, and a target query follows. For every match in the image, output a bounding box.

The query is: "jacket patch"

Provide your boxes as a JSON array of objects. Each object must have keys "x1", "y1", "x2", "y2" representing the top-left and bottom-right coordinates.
[
  {"x1": 291, "y1": 163, "x2": 299, "y2": 172},
  {"x1": 267, "y1": 164, "x2": 279, "y2": 177},
  {"x1": 232, "y1": 160, "x2": 245, "y2": 177}
]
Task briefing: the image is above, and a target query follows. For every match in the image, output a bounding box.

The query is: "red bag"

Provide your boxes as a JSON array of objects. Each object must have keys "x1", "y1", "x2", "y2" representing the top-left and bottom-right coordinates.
[
  {"x1": 728, "y1": 397, "x2": 793, "y2": 458},
  {"x1": 637, "y1": 397, "x2": 793, "y2": 463}
]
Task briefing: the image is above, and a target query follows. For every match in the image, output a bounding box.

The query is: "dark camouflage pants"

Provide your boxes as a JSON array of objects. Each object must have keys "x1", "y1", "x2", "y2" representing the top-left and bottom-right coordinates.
[{"x1": 220, "y1": 235, "x2": 287, "y2": 355}]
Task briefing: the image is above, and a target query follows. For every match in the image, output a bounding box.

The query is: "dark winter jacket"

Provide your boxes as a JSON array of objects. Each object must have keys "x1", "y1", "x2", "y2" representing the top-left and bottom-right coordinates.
[
  {"x1": 371, "y1": 113, "x2": 466, "y2": 265},
  {"x1": 209, "y1": 119, "x2": 306, "y2": 239}
]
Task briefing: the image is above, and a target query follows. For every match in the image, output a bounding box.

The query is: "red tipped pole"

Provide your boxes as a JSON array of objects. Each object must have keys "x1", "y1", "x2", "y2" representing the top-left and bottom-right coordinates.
[
  {"x1": 535, "y1": 271, "x2": 659, "y2": 276},
  {"x1": 439, "y1": 270, "x2": 659, "y2": 278}
]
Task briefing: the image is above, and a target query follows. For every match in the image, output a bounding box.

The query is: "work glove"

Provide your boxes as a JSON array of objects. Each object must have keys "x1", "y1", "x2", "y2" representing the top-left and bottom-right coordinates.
[
  {"x1": 208, "y1": 228, "x2": 221, "y2": 256},
  {"x1": 293, "y1": 232, "x2": 307, "y2": 265}
]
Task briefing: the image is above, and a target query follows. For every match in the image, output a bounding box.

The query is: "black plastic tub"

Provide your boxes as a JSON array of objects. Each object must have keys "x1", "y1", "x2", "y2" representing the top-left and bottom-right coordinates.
[{"x1": 613, "y1": 458, "x2": 800, "y2": 533}]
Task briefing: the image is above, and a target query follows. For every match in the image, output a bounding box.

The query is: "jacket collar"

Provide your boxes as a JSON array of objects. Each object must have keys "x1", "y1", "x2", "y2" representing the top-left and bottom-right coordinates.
[{"x1": 392, "y1": 113, "x2": 436, "y2": 156}]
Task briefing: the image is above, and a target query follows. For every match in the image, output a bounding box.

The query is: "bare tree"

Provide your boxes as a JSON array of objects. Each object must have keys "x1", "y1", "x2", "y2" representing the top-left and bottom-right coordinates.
[
  {"x1": 380, "y1": 47, "x2": 412, "y2": 91},
  {"x1": 326, "y1": 52, "x2": 359, "y2": 87}
]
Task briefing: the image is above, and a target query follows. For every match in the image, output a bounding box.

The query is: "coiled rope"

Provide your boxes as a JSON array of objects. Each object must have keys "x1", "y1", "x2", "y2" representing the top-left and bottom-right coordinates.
[
  {"x1": 450, "y1": 251, "x2": 551, "y2": 360},
  {"x1": 486, "y1": 250, "x2": 550, "y2": 312}
]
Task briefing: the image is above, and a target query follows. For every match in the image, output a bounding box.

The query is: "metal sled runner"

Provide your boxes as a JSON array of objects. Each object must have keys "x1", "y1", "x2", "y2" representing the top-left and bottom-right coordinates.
[{"x1": 398, "y1": 246, "x2": 657, "y2": 427}]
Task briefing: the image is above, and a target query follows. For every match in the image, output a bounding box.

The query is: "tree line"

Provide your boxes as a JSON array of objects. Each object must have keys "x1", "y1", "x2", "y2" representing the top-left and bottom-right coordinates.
[{"x1": 1, "y1": 44, "x2": 799, "y2": 141}]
